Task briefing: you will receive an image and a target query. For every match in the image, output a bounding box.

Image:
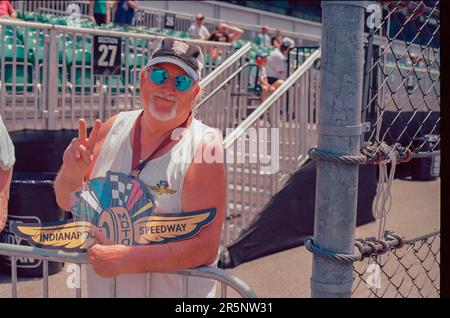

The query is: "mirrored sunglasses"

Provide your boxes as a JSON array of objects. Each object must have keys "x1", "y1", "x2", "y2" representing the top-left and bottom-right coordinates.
[{"x1": 148, "y1": 67, "x2": 193, "y2": 92}]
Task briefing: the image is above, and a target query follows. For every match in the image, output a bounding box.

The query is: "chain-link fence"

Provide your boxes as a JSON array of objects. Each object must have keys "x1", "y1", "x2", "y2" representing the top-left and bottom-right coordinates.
[
  {"x1": 362, "y1": 0, "x2": 440, "y2": 160},
  {"x1": 352, "y1": 1, "x2": 440, "y2": 298},
  {"x1": 352, "y1": 230, "x2": 440, "y2": 298}
]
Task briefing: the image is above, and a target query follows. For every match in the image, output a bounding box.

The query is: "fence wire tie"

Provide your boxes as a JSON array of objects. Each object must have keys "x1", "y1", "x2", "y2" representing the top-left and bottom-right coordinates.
[
  {"x1": 305, "y1": 231, "x2": 412, "y2": 263},
  {"x1": 308, "y1": 142, "x2": 412, "y2": 166},
  {"x1": 304, "y1": 237, "x2": 363, "y2": 263},
  {"x1": 384, "y1": 230, "x2": 406, "y2": 249}
]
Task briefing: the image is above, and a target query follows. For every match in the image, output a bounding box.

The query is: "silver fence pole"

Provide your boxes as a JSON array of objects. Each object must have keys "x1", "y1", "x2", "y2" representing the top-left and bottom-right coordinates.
[
  {"x1": 311, "y1": 1, "x2": 366, "y2": 298},
  {"x1": 46, "y1": 28, "x2": 59, "y2": 129}
]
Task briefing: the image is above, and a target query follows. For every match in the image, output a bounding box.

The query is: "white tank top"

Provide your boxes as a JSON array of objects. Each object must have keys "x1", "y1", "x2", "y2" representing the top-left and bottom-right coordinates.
[{"x1": 86, "y1": 109, "x2": 220, "y2": 298}]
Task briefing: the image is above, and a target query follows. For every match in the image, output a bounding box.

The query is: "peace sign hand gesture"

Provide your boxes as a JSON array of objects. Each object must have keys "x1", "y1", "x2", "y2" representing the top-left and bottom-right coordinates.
[{"x1": 63, "y1": 119, "x2": 102, "y2": 176}]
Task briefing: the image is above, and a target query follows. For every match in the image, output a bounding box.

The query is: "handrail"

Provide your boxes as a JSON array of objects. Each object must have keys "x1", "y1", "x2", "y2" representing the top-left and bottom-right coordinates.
[
  {"x1": 223, "y1": 48, "x2": 321, "y2": 149},
  {"x1": 0, "y1": 242, "x2": 257, "y2": 298},
  {"x1": 199, "y1": 42, "x2": 252, "y2": 89},
  {"x1": 195, "y1": 62, "x2": 253, "y2": 112},
  {"x1": 0, "y1": 17, "x2": 231, "y2": 47}
]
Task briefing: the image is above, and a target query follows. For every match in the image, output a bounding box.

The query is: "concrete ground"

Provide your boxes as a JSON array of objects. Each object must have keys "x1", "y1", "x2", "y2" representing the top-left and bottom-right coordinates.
[{"x1": 0, "y1": 177, "x2": 440, "y2": 298}]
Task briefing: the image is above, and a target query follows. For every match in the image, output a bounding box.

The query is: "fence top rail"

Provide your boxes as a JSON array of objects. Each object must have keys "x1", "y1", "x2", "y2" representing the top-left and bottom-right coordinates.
[
  {"x1": 198, "y1": 42, "x2": 252, "y2": 89},
  {"x1": 0, "y1": 17, "x2": 232, "y2": 47},
  {"x1": 223, "y1": 48, "x2": 321, "y2": 149},
  {"x1": 0, "y1": 242, "x2": 256, "y2": 298}
]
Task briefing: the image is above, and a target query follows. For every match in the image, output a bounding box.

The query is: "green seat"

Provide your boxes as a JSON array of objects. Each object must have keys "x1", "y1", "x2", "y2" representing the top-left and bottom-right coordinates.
[
  {"x1": 129, "y1": 37, "x2": 146, "y2": 48},
  {"x1": 103, "y1": 75, "x2": 126, "y2": 94},
  {"x1": 0, "y1": 44, "x2": 25, "y2": 61},
  {"x1": 23, "y1": 12, "x2": 37, "y2": 21},
  {"x1": 2, "y1": 36, "x2": 16, "y2": 46},
  {"x1": 1, "y1": 25, "x2": 15, "y2": 36},
  {"x1": 2, "y1": 63, "x2": 33, "y2": 92},
  {"x1": 66, "y1": 48, "x2": 93, "y2": 94},
  {"x1": 232, "y1": 40, "x2": 242, "y2": 49},
  {"x1": 0, "y1": 45, "x2": 33, "y2": 92},
  {"x1": 149, "y1": 27, "x2": 161, "y2": 34},
  {"x1": 22, "y1": 37, "x2": 43, "y2": 53},
  {"x1": 37, "y1": 14, "x2": 53, "y2": 23}
]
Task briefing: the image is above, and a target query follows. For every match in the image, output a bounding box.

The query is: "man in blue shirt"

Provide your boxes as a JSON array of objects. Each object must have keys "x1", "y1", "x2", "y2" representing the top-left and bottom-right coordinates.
[{"x1": 113, "y1": 0, "x2": 138, "y2": 26}]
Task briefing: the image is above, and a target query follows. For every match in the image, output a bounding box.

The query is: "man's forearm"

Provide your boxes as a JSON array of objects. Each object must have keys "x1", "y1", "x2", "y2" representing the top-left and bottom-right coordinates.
[
  {"x1": 54, "y1": 165, "x2": 85, "y2": 211},
  {"x1": 123, "y1": 236, "x2": 217, "y2": 274}
]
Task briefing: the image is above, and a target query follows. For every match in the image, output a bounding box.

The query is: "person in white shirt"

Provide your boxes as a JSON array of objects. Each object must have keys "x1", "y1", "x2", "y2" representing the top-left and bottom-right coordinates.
[
  {"x1": 188, "y1": 13, "x2": 210, "y2": 40},
  {"x1": 266, "y1": 37, "x2": 295, "y2": 84},
  {"x1": 249, "y1": 51, "x2": 281, "y2": 101},
  {"x1": 0, "y1": 115, "x2": 15, "y2": 232}
]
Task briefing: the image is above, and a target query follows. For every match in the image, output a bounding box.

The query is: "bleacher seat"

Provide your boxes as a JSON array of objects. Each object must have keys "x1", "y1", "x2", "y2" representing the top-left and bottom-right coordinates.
[{"x1": 0, "y1": 44, "x2": 33, "y2": 92}]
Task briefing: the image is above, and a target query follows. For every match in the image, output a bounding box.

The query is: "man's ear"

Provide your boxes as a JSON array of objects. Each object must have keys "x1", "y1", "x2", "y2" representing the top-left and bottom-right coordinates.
[
  {"x1": 140, "y1": 69, "x2": 147, "y2": 85},
  {"x1": 193, "y1": 84, "x2": 200, "y2": 96}
]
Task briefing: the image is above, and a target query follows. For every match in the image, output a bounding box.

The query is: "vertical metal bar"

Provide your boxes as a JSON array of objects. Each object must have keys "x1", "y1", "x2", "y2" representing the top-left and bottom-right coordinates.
[
  {"x1": 311, "y1": 1, "x2": 365, "y2": 298},
  {"x1": 221, "y1": 282, "x2": 227, "y2": 298},
  {"x1": 110, "y1": 277, "x2": 117, "y2": 298},
  {"x1": 43, "y1": 260, "x2": 49, "y2": 298},
  {"x1": 145, "y1": 273, "x2": 152, "y2": 298},
  {"x1": 61, "y1": 34, "x2": 67, "y2": 129},
  {"x1": 182, "y1": 275, "x2": 189, "y2": 298},
  {"x1": 81, "y1": 34, "x2": 86, "y2": 120},
  {"x1": 11, "y1": 256, "x2": 17, "y2": 298},
  {"x1": 47, "y1": 29, "x2": 59, "y2": 129},
  {"x1": 11, "y1": 26, "x2": 17, "y2": 130},
  {"x1": 76, "y1": 264, "x2": 82, "y2": 298},
  {"x1": 70, "y1": 33, "x2": 76, "y2": 128}
]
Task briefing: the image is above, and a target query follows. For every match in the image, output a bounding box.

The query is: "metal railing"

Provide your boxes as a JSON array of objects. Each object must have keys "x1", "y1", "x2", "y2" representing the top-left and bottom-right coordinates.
[
  {"x1": 194, "y1": 42, "x2": 252, "y2": 131},
  {"x1": 222, "y1": 49, "x2": 321, "y2": 245},
  {"x1": 0, "y1": 18, "x2": 232, "y2": 131},
  {"x1": 0, "y1": 242, "x2": 257, "y2": 298},
  {"x1": 11, "y1": 0, "x2": 321, "y2": 45}
]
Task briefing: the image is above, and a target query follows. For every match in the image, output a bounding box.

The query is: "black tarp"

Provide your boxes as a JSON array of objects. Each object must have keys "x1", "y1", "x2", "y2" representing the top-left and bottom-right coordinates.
[
  {"x1": 9, "y1": 129, "x2": 78, "y2": 172},
  {"x1": 219, "y1": 160, "x2": 377, "y2": 269}
]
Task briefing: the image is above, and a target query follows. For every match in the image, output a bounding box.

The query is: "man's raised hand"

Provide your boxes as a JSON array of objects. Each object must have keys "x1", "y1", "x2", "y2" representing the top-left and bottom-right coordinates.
[{"x1": 62, "y1": 119, "x2": 102, "y2": 175}]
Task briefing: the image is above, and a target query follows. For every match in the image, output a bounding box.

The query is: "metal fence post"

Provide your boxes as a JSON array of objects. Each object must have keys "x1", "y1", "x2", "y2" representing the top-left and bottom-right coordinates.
[
  {"x1": 311, "y1": 1, "x2": 366, "y2": 298},
  {"x1": 46, "y1": 29, "x2": 59, "y2": 129}
]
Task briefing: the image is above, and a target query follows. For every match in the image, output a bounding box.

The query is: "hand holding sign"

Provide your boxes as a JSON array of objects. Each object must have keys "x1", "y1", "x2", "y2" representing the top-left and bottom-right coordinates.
[
  {"x1": 63, "y1": 119, "x2": 102, "y2": 176},
  {"x1": 87, "y1": 229, "x2": 129, "y2": 278}
]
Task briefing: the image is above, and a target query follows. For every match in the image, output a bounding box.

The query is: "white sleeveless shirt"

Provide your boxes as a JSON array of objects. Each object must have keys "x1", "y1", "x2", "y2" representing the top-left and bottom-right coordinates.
[{"x1": 86, "y1": 109, "x2": 220, "y2": 298}]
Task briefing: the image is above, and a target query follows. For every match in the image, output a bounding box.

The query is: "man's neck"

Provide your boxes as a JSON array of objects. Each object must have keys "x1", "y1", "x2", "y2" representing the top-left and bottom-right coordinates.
[{"x1": 140, "y1": 112, "x2": 172, "y2": 140}]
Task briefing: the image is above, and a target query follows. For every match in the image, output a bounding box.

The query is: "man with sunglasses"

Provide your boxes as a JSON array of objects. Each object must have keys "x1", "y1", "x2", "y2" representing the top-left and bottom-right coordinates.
[{"x1": 54, "y1": 38, "x2": 226, "y2": 297}]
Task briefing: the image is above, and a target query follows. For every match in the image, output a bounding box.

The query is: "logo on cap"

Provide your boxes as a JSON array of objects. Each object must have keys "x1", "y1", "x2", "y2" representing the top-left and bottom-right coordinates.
[{"x1": 172, "y1": 40, "x2": 189, "y2": 56}]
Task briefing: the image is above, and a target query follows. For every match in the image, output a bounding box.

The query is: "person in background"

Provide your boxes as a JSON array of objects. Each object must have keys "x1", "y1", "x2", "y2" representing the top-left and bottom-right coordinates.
[
  {"x1": 208, "y1": 22, "x2": 243, "y2": 60},
  {"x1": 188, "y1": 13, "x2": 210, "y2": 40},
  {"x1": 89, "y1": 0, "x2": 110, "y2": 25},
  {"x1": 266, "y1": 37, "x2": 295, "y2": 84},
  {"x1": 271, "y1": 28, "x2": 283, "y2": 48},
  {"x1": 248, "y1": 51, "x2": 281, "y2": 101},
  {"x1": 208, "y1": 22, "x2": 243, "y2": 43},
  {"x1": 255, "y1": 25, "x2": 271, "y2": 48},
  {"x1": 0, "y1": 0, "x2": 17, "y2": 18},
  {"x1": 0, "y1": 114, "x2": 15, "y2": 233},
  {"x1": 113, "y1": 0, "x2": 138, "y2": 26},
  {"x1": 271, "y1": 37, "x2": 281, "y2": 49}
]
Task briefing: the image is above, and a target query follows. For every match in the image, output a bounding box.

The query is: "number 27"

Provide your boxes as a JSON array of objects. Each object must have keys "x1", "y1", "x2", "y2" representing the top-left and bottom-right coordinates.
[{"x1": 98, "y1": 44, "x2": 117, "y2": 67}]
